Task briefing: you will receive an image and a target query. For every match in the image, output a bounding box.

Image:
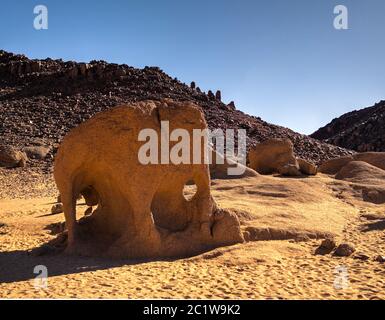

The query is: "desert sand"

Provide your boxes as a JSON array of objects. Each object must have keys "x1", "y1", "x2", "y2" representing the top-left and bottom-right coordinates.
[{"x1": 1, "y1": 171, "x2": 384, "y2": 299}]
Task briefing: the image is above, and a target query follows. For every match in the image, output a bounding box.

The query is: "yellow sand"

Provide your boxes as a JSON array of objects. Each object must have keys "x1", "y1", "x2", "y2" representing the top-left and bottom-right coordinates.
[{"x1": 0, "y1": 174, "x2": 384, "y2": 299}]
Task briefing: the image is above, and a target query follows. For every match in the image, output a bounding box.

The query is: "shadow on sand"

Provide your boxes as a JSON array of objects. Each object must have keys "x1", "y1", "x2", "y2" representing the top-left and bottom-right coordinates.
[{"x1": 0, "y1": 248, "x2": 172, "y2": 284}]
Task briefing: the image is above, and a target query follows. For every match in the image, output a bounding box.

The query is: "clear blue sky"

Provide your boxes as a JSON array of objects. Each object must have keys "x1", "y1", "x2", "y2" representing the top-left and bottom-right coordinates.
[{"x1": 1, "y1": 0, "x2": 384, "y2": 134}]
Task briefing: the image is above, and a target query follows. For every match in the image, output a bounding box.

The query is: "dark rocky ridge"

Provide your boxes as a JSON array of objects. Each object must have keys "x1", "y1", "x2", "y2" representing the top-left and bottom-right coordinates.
[
  {"x1": 311, "y1": 100, "x2": 385, "y2": 152},
  {"x1": 0, "y1": 50, "x2": 353, "y2": 171}
]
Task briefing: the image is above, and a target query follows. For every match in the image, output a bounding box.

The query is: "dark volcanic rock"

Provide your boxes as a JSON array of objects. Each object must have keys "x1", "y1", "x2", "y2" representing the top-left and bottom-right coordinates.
[
  {"x1": 0, "y1": 49, "x2": 353, "y2": 171},
  {"x1": 311, "y1": 100, "x2": 385, "y2": 152}
]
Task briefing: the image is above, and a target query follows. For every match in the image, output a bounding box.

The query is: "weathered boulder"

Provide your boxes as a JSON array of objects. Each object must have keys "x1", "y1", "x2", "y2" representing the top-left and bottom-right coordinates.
[
  {"x1": 54, "y1": 99, "x2": 244, "y2": 259},
  {"x1": 0, "y1": 145, "x2": 27, "y2": 168},
  {"x1": 248, "y1": 139, "x2": 300, "y2": 176},
  {"x1": 315, "y1": 238, "x2": 337, "y2": 255},
  {"x1": 297, "y1": 158, "x2": 317, "y2": 175}
]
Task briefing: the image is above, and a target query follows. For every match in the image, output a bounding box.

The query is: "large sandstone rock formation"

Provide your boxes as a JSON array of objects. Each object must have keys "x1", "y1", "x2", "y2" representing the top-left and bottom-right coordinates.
[{"x1": 54, "y1": 99, "x2": 243, "y2": 259}]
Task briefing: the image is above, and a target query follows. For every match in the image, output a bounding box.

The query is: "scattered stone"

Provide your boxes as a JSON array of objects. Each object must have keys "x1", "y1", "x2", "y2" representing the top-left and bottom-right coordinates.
[
  {"x1": 334, "y1": 243, "x2": 356, "y2": 257},
  {"x1": 353, "y1": 253, "x2": 370, "y2": 261},
  {"x1": 375, "y1": 255, "x2": 385, "y2": 263},
  {"x1": 315, "y1": 238, "x2": 337, "y2": 255},
  {"x1": 51, "y1": 203, "x2": 64, "y2": 215},
  {"x1": 24, "y1": 146, "x2": 50, "y2": 160}
]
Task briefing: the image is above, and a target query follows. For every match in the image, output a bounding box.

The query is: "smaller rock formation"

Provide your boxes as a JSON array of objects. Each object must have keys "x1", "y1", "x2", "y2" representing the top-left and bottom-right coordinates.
[
  {"x1": 335, "y1": 161, "x2": 385, "y2": 204},
  {"x1": 215, "y1": 90, "x2": 221, "y2": 101},
  {"x1": 319, "y1": 152, "x2": 385, "y2": 174},
  {"x1": 335, "y1": 161, "x2": 385, "y2": 184},
  {"x1": 0, "y1": 145, "x2": 27, "y2": 168},
  {"x1": 318, "y1": 156, "x2": 354, "y2": 174},
  {"x1": 297, "y1": 158, "x2": 317, "y2": 175},
  {"x1": 248, "y1": 139, "x2": 301, "y2": 176},
  {"x1": 227, "y1": 101, "x2": 236, "y2": 110}
]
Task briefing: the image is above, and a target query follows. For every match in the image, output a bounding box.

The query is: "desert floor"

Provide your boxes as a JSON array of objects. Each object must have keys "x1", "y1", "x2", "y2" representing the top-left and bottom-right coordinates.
[{"x1": 0, "y1": 171, "x2": 384, "y2": 299}]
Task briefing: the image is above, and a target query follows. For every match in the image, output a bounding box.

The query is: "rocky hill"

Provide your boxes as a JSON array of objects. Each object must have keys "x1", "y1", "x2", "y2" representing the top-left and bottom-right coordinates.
[
  {"x1": 311, "y1": 100, "x2": 385, "y2": 152},
  {"x1": 0, "y1": 50, "x2": 353, "y2": 171}
]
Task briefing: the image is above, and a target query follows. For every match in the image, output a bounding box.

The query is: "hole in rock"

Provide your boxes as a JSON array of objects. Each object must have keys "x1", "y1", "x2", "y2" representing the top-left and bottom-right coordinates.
[{"x1": 183, "y1": 181, "x2": 198, "y2": 201}]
